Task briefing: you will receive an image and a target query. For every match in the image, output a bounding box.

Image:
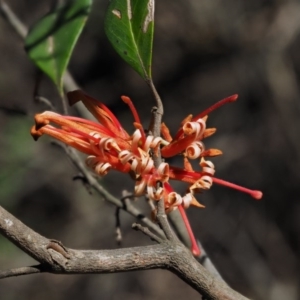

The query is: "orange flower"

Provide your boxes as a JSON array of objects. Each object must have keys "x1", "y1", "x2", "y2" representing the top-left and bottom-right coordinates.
[
  {"x1": 31, "y1": 90, "x2": 262, "y2": 208},
  {"x1": 31, "y1": 90, "x2": 169, "y2": 200},
  {"x1": 31, "y1": 90, "x2": 263, "y2": 256}
]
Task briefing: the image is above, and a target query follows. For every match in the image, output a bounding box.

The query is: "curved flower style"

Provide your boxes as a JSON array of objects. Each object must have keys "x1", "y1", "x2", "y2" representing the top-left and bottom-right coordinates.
[{"x1": 31, "y1": 90, "x2": 262, "y2": 256}]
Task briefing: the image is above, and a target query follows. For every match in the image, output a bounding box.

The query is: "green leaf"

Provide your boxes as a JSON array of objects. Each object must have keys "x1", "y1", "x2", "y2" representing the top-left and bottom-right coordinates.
[
  {"x1": 25, "y1": 0, "x2": 92, "y2": 93},
  {"x1": 105, "y1": 0, "x2": 154, "y2": 80}
]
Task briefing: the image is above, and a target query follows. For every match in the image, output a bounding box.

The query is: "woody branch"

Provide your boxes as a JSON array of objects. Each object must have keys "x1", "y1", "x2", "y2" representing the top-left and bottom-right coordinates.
[{"x1": 0, "y1": 204, "x2": 248, "y2": 300}]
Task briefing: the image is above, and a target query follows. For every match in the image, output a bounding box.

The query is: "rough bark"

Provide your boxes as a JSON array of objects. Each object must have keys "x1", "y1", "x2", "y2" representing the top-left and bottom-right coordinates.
[{"x1": 0, "y1": 205, "x2": 248, "y2": 300}]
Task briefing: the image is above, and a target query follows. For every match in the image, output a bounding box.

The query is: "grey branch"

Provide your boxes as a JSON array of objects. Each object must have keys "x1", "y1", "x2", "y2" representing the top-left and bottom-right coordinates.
[
  {"x1": 0, "y1": 205, "x2": 248, "y2": 300},
  {"x1": 132, "y1": 223, "x2": 163, "y2": 243},
  {"x1": 0, "y1": 265, "x2": 44, "y2": 279}
]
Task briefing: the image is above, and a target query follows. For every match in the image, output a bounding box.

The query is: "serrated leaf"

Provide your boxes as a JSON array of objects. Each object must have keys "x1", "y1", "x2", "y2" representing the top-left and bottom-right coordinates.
[
  {"x1": 105, "y1": 0, "x2": 154, "y2": 80},
  {"x1": 25, "y1": 0, "x2": 92, "y2": 93}
]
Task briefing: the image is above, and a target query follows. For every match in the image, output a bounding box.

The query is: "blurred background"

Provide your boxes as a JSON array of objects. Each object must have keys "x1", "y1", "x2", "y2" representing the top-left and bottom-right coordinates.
[{"x1": 0, "y1": 0, "x2": 300, "y2": 299}]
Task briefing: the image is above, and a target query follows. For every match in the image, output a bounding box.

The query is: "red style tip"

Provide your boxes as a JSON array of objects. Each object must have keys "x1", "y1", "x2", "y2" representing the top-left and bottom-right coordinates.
[
  {"x1": 228, "y1": 94, "x2": 239, "y2": 102},
  {"x1": 121, "y1": 95, "x2": 142, "y2": 125},
  {"x1": 178, "y1": 205, "x2": 201, "y2": 257},
  {"x1": 212, "y1": 177, "x2": 263, "y2": 200},
  {"x1": 192, "y1": 248, "x2": 201, "y2": 257},
  {"x1": 251, "y1": 190, "x2": 263, "y2": 200}
]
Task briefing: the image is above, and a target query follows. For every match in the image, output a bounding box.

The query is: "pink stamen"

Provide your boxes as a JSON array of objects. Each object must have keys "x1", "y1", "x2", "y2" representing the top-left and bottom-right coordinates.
[
  {"x1": 178, "y1": 205, "x2": 201, "y2": 256},
  {"x1": 212, "y1": 177, "x2": 263, "y2": 200}
]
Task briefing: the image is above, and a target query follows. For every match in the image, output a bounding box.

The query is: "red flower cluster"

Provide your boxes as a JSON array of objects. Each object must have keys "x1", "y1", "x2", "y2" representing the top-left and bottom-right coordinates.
[{"x1": 31, "y1": 90, "x2": 262, "y2": 255}]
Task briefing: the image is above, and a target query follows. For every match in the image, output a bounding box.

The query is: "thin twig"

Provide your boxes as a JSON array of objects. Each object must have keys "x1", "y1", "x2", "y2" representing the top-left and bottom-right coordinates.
[
  {"x1": 145, "y1": 195, "x2": 156, "y2": 213},
  {"x1": 0, "y1": 0, "x2": 27, "y2": 38},
  {"x1": 115, "y1": 207, "x2": 122, "y2": 245},
  {"x1": 146, "y1": 78, "x2": 176, "y2": 241},
  {"x1": 60, "y1": 93, "x2": 69, "y2": 115},
  {"x1": 35, "y1": 96, "x2": 56, "y2": 111},
  {"x1": 0, "y1": 265, "x2": 45, "y2": 279},
  {"x1": 146, "y1": 79, "x2": 163, "y2": 166},
  {"x1": 147, "y1": 79, "x2": 164, "y2": 123},
  {"x1": 132, "y1": 223, "x2": 163, "y2": 243},
  {"x1": 156, "y1": 207, "x2": 177, "y2": 241}
]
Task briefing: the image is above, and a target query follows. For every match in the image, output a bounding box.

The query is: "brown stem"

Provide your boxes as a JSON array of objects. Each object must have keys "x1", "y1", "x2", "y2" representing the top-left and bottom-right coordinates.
[
  {"x1": 0, "y1": 204, "x2": 248, "y2": 299},
  {"x1": 147, "y1": 79, "x2": 164, "y2": 137},
  {"x1": 146, "y1": 79, "x2": 177, "y2": 240},
  {"x1": 132, "y1": 223, "x2": 163, "y2": 243}
]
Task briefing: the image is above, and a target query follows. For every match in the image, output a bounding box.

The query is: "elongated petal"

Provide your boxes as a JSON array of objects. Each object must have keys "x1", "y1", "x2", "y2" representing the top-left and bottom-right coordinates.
[
  {"x1": 68, "y1": 90, "x2": 130, "y2": 139},
  {"x1": 174, "y1": 95, "x2": 238, "y2": 140},
  {"x1": 200, "y1": 148, "x2": 222, "y2": 157},
  {"x1": 169, "y1": 166, "x2": 203, "y2": 184},
  {"x1": 202, "y1": 128, "x2": 216, "y2": 138},
  {"x1": 31, "y1": 125, "x2": 95, "y2": 155},
  {"x1": 34, "y1": 111, "x2": 97, "y2": 136},
  {"x1": 161, "y1": 134, "x2": 198, "y2": 158},
  {"x1": 161, "y1": 122, "x2": 172, "y2": 142}
]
